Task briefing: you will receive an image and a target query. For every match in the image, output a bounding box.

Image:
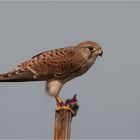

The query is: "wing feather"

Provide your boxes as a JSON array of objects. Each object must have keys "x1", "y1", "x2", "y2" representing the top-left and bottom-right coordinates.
[{"x1": 27, "y1": 47, "x2": 85, "y2": 79}]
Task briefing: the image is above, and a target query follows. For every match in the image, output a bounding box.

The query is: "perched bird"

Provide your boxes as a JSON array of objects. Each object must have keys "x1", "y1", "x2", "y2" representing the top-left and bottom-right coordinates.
[{"x1": 0, "y1": 41, "x2": 103, "y2": 111}]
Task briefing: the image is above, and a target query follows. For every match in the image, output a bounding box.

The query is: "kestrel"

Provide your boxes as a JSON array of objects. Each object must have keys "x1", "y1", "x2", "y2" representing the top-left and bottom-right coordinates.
[{"x1": 0, "y1": 41, "x2": 103, "y2": 111}]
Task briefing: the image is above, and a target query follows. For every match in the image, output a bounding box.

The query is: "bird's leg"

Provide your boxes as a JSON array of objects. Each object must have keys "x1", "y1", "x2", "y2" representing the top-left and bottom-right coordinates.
[
  {"x1": 55, "y1": 96, "x2": 65, "y2": 107},
  {"x1": 55, "y1": 96, "x2": 75, "y2": 114}
]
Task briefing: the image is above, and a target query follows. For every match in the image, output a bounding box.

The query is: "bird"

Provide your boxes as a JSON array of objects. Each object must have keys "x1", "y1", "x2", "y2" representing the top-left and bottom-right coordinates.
[{"x1": 0, "y1": 41, "x2": 103, "y2": 112}]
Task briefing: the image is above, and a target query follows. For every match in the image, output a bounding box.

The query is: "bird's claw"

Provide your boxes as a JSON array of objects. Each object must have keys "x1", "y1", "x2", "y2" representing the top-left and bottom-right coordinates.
[
  {"x1": 56, "y1": 101, "x2": 65, "y2": 107},
  {"x1": 55, "y1": 94, "x2": 79, "y2": 116},
  {"x1": 56, "y1": 104, "x2": 75, "y2": 114}
]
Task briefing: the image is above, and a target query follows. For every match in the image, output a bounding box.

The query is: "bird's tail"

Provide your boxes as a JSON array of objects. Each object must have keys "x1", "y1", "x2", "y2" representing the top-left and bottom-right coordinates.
[{"x1": 0, "y1": 69, "x2": 35, "y2": 82}]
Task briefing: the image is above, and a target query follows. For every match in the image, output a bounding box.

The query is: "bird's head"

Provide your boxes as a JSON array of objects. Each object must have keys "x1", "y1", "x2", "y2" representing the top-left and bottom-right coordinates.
[{"x1": 77, "y1": 41, "x2": 103, "y2": 58}]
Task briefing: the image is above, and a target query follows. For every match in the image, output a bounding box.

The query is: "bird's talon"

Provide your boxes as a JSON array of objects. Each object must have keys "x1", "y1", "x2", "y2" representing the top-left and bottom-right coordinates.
[
  {"x1": 55, "y1": 95, "x2": 78, "y2": 116},
  {"x1": 56, "y1": 101, "x2": 65, "y2": 107},
  {"x1": 55, "y1": 104, "x2": 75, "y2": 114}
]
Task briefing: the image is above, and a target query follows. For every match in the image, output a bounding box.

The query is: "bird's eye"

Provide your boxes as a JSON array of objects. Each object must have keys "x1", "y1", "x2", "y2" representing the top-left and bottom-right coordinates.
[{"x1": 88, "y1": 46, "x2": 93, "y2": 51}]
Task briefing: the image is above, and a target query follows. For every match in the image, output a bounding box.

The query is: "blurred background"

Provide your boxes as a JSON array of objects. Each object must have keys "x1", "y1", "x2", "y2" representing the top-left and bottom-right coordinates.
[{"x1": 0, "y1": 1, "x2": 140, "y2": 139}]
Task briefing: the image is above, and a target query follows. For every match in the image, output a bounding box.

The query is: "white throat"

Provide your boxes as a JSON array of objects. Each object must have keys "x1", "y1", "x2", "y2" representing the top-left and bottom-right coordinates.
[{"x1": 88, "y1": 55, "x2": 98, "y2": 67}]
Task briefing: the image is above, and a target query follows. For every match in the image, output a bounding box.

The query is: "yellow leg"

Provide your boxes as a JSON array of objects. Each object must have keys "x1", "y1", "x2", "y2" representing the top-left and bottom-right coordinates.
[
  {"x1": 55, "y1": 96, "x2": 63, "y2": 103},
  {"x1": 55, "y1": 96, "x2": 74, "y2": 114}
]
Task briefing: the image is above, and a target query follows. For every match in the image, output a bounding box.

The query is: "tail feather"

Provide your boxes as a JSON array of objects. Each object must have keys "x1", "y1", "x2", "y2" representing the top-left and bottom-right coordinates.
[{"x1": 0, "y1": 70, "x2": 35, "y2": 82}]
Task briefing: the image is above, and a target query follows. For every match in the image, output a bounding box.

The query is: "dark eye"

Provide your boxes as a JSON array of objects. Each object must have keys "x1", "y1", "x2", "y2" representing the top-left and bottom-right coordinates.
[{"x1": 88, "y1": 46, "x2": 93, "y2": 51}]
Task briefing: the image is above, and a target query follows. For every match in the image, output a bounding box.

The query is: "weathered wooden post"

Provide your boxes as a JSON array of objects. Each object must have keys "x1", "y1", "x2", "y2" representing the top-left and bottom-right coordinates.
[{"x1": 54, "y1": 95, "x2": 79, "y2": 140}]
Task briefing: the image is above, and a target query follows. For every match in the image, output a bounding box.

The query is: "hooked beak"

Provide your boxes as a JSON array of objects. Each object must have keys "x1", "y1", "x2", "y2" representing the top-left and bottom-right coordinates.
[
  {"x1": 99, "y1": 50, "x2": 103, "y2": 57},
  {"x1": 93, "y1": 48, "x2": 103, "y2": 57}
]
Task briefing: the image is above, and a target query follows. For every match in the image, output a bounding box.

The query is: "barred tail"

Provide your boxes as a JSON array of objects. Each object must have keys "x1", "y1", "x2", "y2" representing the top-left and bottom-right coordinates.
[{"x1": 0, "y1": 70, "x2": 35, "y2": 82}]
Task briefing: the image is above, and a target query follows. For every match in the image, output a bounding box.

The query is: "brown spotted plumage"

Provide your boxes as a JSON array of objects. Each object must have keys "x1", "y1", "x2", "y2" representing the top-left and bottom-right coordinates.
[{"x1": 0, "y1": 41, "x2": 103, "y2": 97}]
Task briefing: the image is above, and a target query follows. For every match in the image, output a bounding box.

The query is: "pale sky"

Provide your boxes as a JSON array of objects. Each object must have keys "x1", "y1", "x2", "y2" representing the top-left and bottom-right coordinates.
[{"x1": 0, "y1": 1, "x2": 140, "y2": 139}]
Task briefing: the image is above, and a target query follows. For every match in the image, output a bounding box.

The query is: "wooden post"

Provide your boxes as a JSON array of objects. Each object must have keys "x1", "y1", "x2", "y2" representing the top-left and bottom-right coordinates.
[
  {"x1": 54, "y1": 95, "x2": 79, "y2": 140},
  {"x1": 54, "y1": 110, "x2": 72, "y2": 139}
]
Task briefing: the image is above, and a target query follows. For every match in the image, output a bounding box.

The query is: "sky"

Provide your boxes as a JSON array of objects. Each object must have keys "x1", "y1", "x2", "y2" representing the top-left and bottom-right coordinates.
[{"x1": 0, "y1": 1, "x2": 140, "y2": 139}]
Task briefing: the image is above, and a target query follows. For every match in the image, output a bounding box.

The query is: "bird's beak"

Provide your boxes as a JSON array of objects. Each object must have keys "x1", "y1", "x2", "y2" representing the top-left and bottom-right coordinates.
[{"x1": 93, "y1": 48, "x2": 103, "y2": 57}]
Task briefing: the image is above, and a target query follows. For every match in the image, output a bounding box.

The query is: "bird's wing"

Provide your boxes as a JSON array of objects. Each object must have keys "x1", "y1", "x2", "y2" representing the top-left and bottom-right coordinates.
[
  {"x1": 0, "y1": 47, "x2": 85, "y2": 82},
  {"x1": 26, "y1": 47, "x2": 86, "y2": 79}
]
